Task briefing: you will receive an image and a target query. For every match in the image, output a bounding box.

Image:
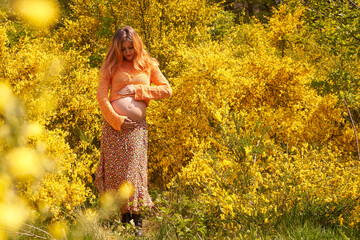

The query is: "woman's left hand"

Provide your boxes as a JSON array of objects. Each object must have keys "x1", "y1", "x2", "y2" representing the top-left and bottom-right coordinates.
[{"x1": 118, "y1": 85, "x2": 135, "y2": 95}]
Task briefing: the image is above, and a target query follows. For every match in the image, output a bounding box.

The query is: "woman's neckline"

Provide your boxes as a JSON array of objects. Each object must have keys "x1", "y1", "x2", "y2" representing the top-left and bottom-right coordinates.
[{"x1": 122, "y1": 60, "x2": 134, "y2": 66}]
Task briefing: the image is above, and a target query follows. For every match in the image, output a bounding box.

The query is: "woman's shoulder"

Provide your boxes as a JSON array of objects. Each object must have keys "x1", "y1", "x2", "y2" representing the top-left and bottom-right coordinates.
[
  {"x1": 146, "y1": 58, "x2": 159, "y2": 73},
  {"x1": 148, "y1": 57, "x2": 159, "y2": 68}
]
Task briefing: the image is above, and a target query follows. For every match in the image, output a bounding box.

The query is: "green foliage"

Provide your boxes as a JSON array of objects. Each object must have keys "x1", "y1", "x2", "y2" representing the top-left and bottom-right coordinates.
[
  {"x1": 302, "y1": 0, "x2": 360, "y2": 58},
  {"x1": 151, "y1": 191, "x2": 208, "y2": 239},
  {"x1": 208, "y1": 10, "x2": 236, "y2": 41},
  {"x1": 297, "y1": 0, "x2": 360, "y2": 110},
  {"x1": 219, "y1": 0, "x2": 281, "y2": 23}
]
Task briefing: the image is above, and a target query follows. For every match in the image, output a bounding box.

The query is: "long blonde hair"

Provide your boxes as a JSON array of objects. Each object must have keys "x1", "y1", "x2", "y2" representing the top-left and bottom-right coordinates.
[{"x1": 100, "y1": 26, "x2": 158, "y2": 80}]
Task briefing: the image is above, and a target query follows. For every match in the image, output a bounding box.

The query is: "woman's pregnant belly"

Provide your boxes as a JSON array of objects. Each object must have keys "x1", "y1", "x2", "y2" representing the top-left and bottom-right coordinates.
[{"x1": 111, "y1": 96, "x2": 146, "y2": 122}]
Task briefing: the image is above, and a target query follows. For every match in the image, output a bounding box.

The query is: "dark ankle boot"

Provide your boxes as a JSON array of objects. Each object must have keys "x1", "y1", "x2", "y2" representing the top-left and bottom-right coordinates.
[
  {"x1": 121, "y1": 213, "x2": 131, "y2": 225},
  {"x1": 132, "y1": 214, "x2": 143, "y2": 236}
]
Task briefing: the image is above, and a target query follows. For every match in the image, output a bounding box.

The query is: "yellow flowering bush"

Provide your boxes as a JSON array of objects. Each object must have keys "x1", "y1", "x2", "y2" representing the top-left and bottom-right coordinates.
[
  {"x1": 1, "y1": 8, "x2": 100, "y2": 220},
  {"x1": 149, "y1": 3, "x2": 360, "y2": 231},
  {"x1": 1, "y1": 0, "x2": 224, "y2": 223},
  {"x1": 0, "y1": 82, "x2": 49, "y2": 238},
  {"x1": 1, "y1": 0, "x2": 360, "y2": 237}
]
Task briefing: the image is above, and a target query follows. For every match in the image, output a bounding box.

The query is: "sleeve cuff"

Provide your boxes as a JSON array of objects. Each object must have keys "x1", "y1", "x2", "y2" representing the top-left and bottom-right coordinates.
[{"x1": 134, "y1": 85, "x2": 144, "y2": 100}]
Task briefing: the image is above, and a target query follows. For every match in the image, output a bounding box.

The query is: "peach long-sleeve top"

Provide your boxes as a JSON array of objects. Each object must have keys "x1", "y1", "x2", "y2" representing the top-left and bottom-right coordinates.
[{"x1": 97, "y1": 61, "x2": 172, "y2": 131}]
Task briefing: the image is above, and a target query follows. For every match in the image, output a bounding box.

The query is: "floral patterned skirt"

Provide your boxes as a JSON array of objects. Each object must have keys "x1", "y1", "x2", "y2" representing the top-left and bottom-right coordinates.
[{"x1": 94, "y1": 119, "x2": 154, "y2": 212}]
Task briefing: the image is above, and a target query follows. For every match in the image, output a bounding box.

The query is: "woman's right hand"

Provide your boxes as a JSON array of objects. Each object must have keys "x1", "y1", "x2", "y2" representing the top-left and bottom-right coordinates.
[
  {"x1": 118, "y1": 84, "x2": 135, "y2": 96},
  {"x1": 121, "y1": 117, "x2": 137, "y2": 130}
]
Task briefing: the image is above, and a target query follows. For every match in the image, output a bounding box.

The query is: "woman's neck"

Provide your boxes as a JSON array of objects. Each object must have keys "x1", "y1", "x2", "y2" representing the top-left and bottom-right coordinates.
[
  {"x1": 123, "y1": 59, "x2": 133, "y2": 64},
  {"x1": 120, "y1": 59, "x2": 133, "y2": 67}
]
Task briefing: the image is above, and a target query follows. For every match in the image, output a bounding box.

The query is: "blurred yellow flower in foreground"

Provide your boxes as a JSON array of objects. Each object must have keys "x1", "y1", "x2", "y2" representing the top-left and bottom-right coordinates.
[
  {"x1": 0, "y1": 200, "x2": 29, "y2": 231},
  {"x1": 99, "y1": 191, "x2": 116, "y2": 210},
  {"x1": 48, "y1": 221, "x2": 68, "y2": 240},
  {"x1": 13, "y1": 0, "x2": 60, "y2": 27},
  {"x1": 25, "y1": 122, "x2": 43, "y2": 137},
  {"x1": 118, "y1": 181, "x2": 135, "y2": 201},
  {"x1": 99, "y1": 181, "x2": 135, "y2": 209},
  {"x1": 0, "y1": 82, "x2": 15, "y2": 114},
  {"x1": 0, "y1": 175, "x2": 12, "y2": 201},
  {"x1": 7, "y1": 147, "x2": 43, "y2": 178}
]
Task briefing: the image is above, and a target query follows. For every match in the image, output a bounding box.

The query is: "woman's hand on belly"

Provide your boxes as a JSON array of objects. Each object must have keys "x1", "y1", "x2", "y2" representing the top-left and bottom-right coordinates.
[
  {"x1": 121, "y1": 117, "x2": 138, "y2": 130},
  {"x1": 111, "y1": 96, "x2": 147, "y2": 122},
  {"x1": 117, "y1": 84, "x2": 135, "y2": 95}
]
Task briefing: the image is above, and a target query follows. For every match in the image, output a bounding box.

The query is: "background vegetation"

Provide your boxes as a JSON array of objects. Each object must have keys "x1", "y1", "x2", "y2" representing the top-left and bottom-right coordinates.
[{"x1": 1, "y1": 0, "x2": 360, "y2": 239}]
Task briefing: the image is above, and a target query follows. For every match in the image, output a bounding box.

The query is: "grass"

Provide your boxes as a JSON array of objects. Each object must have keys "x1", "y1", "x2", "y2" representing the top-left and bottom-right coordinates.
[{"x1": 8, "y1": 189, "x2": 360, "y2": 240}]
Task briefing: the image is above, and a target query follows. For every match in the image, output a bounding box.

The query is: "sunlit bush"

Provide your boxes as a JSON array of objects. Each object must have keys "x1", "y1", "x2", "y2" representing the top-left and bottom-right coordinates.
[
  {"x1": 1, "y1": 6, "x2": 100, "y2": 221},
  {"x1": 1, "y1": 0, "x2": 360, "y2": 238},
  {"x1": 154, "y1": 4, "x2": 360, "y2": 230}
]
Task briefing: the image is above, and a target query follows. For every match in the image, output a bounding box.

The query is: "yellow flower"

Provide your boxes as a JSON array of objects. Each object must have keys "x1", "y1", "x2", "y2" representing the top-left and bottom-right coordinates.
[
  {"x1": 48, "y1": 221, "x2": 68, "y2": 240},
  {"x1": 0, "y1": 82, "x2": 15, "y2": 114},
  {"x1": 99, "y1": 191, "x2": 116, "y2": 209},
  {"x1": 338, "y1": 215, "x2": 344, "y2": 226},
  {"x1": 25, "y1": 122, "x2": 43, "y2": 137},
  {"x1": 0, "y1": 200, "x2": 29, "y2": 231},
  {"x1": 12, "y1": 0, "x2": 60, "y2": 28},
  {"x1": 7, "y1": 147, "x2": 43, "y2": 178},
  {"x1": 118, "y1": 181, "x2": 135, "y2": 201}
]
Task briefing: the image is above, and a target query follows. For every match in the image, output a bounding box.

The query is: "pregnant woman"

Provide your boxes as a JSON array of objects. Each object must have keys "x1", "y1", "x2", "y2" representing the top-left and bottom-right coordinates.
[{"x1": 95, "y1": 26, "x2": 172, "y2": 236}]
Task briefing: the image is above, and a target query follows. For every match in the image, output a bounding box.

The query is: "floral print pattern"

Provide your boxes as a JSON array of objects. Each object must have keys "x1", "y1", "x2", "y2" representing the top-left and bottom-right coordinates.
[{"x1": 95, "y1": 119, "x2": 154, "y2": 212}]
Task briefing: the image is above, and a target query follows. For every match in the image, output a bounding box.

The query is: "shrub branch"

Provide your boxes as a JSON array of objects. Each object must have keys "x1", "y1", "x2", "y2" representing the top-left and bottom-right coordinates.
[{"x1": 343, "y1": 98, "x2": 360, "y2": 161}]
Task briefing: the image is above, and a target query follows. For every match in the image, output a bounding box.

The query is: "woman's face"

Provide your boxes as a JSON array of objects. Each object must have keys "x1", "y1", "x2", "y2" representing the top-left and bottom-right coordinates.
[{"x1": 121, "y1": 40, "x2": 135, "y2": 62}]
